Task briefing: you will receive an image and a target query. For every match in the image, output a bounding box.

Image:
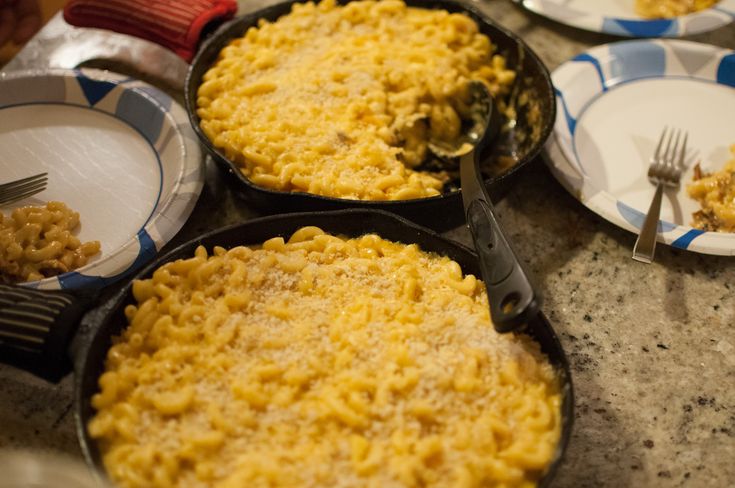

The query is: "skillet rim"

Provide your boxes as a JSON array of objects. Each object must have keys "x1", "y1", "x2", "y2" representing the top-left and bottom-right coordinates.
[
  {"x1": 183, "y1": 0, "x2": 556, "y2": 217},
  {"x1": 74, "y1": 208, "x2": 574, "y2": 488}
]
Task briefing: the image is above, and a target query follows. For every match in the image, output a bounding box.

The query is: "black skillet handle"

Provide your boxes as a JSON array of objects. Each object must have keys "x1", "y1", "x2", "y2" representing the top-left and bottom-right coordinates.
[
  {"x1": 460, "y1": 151, "x2": 541, "y2": 333},
  {"x1": 0, "y1": 284, "x2": 90, "y2": 382}
]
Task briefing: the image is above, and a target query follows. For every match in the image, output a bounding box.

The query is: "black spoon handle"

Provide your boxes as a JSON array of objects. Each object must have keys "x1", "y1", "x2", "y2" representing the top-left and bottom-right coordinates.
[
  {"x1": 460, "y1": 151, "x2": 541, "y2": 332},
  {"x1": 0, "y1": 284, "x2": 89, "y2": 382}
]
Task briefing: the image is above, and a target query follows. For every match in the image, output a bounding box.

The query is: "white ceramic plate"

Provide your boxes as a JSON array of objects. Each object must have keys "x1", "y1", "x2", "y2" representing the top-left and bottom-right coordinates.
[
  {"x1": 545, "y1": 39, "x2": 735, "y2": 256},
  {"x1": 516, "y1": 0, "x2": 735, "y2": 37},
  {"x1": 0, "y1": 69, "x2": 204, "y2": 289}
]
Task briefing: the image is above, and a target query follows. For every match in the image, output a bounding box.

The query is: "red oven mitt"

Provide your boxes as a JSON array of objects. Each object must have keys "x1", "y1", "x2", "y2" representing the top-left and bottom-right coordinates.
[{"x1": 63, "y1": 0, "x2": 238, "y2": 62}]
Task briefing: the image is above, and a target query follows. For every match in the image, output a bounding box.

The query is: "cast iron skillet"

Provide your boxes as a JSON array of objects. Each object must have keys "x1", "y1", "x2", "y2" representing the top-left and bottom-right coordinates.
[
  {"x1": 64, "y1": 209, "x2": 572, "y2": 486},
  {"x1": 184, "y1": 0, "x2": 556, "y2": 230},
  {"x1": 0, "y1": 210, "x2": 573, "y2": 484}
]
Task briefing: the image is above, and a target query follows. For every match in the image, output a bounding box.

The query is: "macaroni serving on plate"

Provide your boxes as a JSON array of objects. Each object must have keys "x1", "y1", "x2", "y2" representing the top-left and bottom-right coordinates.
[
  {"x1": 687, "y1": 145, "x2": 735, "y2": 232},
  {"x1": 197, "y1": 0, "x2": 516, "y2": 200},
  {"x1": 89, "y1": 228, "x2": 561, "y2": 488},
  {"x1": 0, "y1": 201, "x2": 100, "y2": 284},
  {"x1": 635, "y1": 0, "x2": 717, "y2": 18}
]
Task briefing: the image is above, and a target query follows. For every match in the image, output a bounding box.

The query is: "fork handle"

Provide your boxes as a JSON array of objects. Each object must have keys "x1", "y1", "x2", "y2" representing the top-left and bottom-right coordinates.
[{"x1": 632, "y1": 182, "x2": 664, "y2": 264}]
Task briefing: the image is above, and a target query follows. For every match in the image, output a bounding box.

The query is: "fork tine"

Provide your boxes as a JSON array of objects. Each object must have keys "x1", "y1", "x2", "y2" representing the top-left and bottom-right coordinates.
[
  {"x1": 0, "y1": 184, "x2": 47, "y2": 206},
  {"x1": 653, "y1": 126, "x2": 668, "y2": 160},
  {"x1": 0, "y1": 181, "x2": 47, "y2": 203},
  {"x1": 667, "y1": 129, "x2": 681, "y2": 169},
  {"x1": 0, "y1": 177, "x2": 48, "y2": 195},
  {"x1": 1, "y1": 179, "x2": 46, "y2": 196},
  {"x1": 0, "y1": 173, "x2": 48, "y2": 192},
  {"x1": 678, "y1": 132, "x2": 688, "y2": 168}
]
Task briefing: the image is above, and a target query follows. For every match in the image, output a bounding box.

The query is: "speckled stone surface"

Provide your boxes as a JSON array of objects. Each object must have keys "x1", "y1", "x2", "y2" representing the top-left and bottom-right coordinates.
[{"x1": 1, "y1": 1, "x2": 735, "y2": 487}]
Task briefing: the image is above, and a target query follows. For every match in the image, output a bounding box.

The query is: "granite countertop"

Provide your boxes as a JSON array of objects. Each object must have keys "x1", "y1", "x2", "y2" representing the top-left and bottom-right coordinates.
[{"x1": 1, "y1": 1, "x2": 735, "y2": 486}]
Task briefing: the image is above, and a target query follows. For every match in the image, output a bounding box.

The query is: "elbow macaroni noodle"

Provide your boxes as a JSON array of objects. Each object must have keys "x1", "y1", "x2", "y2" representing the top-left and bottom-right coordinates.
[
  {"x1": 687, "y1": 144, "x2": 735, "y2": 232},
  {"x1": 0, "y1": 201, "x2": 101, "y2": 283},
  {"x1": 197, "y1": 0, "x2": 516, "y2": 200},
  {"x1": 635, "y1": 0, "x2": 717, "y2": 18},
  {"x1": 90, "y1": 227, "x2": 561, "y2": 488}
]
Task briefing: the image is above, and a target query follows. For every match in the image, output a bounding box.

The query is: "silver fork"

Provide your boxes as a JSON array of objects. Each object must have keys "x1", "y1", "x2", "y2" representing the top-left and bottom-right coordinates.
[
  {"x1": 0, "y1": 173, "x2": 48, "y2": 206},
  {"x1": 632, "y1": 128, "x2": 687, "y2": 264}
]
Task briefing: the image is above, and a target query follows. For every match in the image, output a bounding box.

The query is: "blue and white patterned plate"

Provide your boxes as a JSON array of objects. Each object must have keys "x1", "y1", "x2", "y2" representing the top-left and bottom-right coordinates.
[
  {"x1": 516, "y1": 0, "x2": 735, "y2": 37},
  {"x1": 545, "y1": 39, "x2": 735, "y2": 256},
  {"x1": 0, "y1": 69, "x2": 204, "y2": 289}
]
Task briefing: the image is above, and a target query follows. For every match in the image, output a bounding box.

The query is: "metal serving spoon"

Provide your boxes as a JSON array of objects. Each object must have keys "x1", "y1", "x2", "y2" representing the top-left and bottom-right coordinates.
[{"x1": 428, "y1": 81, "x2": 540, "y2": 333}]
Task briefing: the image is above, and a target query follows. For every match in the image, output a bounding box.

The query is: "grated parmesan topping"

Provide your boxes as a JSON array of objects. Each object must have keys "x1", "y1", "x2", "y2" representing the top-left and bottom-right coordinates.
[{"x1": 89, "y1": 228, "x2": 561, "y2": 488}]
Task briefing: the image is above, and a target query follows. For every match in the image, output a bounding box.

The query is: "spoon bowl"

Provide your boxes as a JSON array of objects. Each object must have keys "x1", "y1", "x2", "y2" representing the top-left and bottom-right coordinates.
[{"x1": 428, "y1": 81, "x2": 499, "y2": 159}]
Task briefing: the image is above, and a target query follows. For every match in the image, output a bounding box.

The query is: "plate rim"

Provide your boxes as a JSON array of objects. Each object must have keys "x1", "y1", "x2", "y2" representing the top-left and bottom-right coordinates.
[
  {"x1": 544, "y1": 38, "x2": 735, "y2": 257},
  {"x1": 0, "y1": 68, "x2": 204, "y2": 289},
  {"x1": 517, "y1": 0, "x2": 735, "y2": 37}
]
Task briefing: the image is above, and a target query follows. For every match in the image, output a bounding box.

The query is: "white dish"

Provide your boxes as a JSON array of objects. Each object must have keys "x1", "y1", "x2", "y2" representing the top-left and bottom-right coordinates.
[
  {"x1": 0, "y1": 69, "x2": 204, "y2": 289},
  {"x1": 516, "y1": 0, "x2": 735, "y2": 37},
  {"x1": 545, "y1": 39, "x2": 735, "y2": 256}
]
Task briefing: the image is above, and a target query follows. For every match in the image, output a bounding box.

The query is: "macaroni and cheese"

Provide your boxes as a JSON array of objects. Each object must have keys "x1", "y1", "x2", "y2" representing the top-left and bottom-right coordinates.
[
  {"x1": 0, "y1": 201, "x2": 101, "y2": 284},
  {"x1": 687, "y1": 145, "x2": 735, "y2": 232},
  {"x1": 197, "y1": 0, "x2": 516, "y2": 200},
  {"x1": 89, "y1": 227, "x2": 561, "y2": 488},
  {"x1": 635, "y1": 0, "x2": 717, "y2": 18}
]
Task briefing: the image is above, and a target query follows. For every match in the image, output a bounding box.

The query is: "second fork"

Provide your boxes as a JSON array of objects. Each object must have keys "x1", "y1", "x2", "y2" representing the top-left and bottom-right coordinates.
[{"x1": 632, "y1": 127, "x2": 687, "y2": 264}]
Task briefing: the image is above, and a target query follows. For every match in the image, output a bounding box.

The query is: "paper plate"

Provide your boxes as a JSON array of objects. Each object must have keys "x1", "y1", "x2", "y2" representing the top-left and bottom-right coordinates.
[
  {"x1": 545, "y1": 39, "x2": 735, "y2": 256},
  {"x1": 0, "y1": 69, "x2": 204, "y2": 289},
  {"x1": 516, "y1": 0, "x2": 735, "y2": 37}
]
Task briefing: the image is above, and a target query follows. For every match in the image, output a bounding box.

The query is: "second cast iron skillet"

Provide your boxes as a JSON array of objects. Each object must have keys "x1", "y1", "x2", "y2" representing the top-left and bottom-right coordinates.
[
  {"x1": 63, "y1": 209, "x2": 574, "y2": 486},
  {"x1": 184, "y1": 0, "x2": 556, "y2": 230}
]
